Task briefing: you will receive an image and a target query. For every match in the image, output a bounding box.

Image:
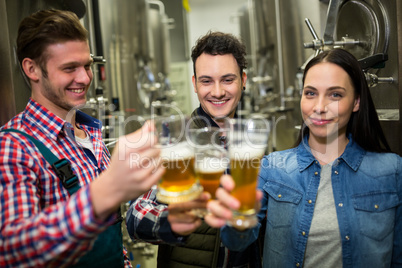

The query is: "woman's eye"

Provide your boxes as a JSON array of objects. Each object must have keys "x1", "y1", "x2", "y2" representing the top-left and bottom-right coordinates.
[
  {"x1": 304, "y1": 91, "x2": 315, "y2": 96},
  {"x1": 331, "y1": 92, "x2": 342, "y2": 98}
]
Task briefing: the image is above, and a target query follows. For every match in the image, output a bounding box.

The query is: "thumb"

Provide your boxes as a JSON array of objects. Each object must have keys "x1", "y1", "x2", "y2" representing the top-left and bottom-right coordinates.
[{"x1": 143, "y1": 120, "x2": 156, "y2": 133}]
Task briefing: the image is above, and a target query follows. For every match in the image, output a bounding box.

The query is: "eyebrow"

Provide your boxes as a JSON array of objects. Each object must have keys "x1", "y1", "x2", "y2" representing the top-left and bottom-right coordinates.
[
  {"x1": 198, "y1": 73, "x2": 237, "y2": 80},
  {"x1": 303, "y1": 85, "x2": 347, "y2": 91},
  {"x1": 60, "y1": 59, "x2": 94, "y2": 68}
]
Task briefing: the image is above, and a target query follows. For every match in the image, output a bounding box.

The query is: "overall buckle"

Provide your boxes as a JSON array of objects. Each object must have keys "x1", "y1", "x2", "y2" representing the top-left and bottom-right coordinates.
[{"x1": 52, "y1": 159, "x2": 78, "y2": 189}]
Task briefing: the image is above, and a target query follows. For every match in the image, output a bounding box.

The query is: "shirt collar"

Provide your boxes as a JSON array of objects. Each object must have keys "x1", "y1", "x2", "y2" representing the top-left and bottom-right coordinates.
[
  {"x1": 196, "y1": 105, "x2": 239, "y2": 128},
  {"x1": 196, "y1": 106, "x2": 220, "y2": 128},
  {"x1": 75, "y1": 110, "x2": 102, "y2": 129},
  {"x1": 25, "y1": 98, "x2": 65, "y2": 141},
  {"x1": 296, "y1": 133, "x2": 366, "y2": 172},
  {"x1": 25, "y1": 98, "x2": 102, "y2": 140},
  {"x1": 338, "y1": 135, "x2": 366, "y2": 171}
]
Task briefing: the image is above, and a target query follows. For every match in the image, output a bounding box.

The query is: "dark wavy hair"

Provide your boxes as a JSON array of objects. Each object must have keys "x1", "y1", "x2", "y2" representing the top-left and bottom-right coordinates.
[
  {"x1": 295, "y1": 48, "x2": 391, "y2": 153},
  {"x1": 190, "y1": 31, "x2": 247, "y2": 79},
  {"x1": 17, "y1": 9, "x2": 88, "y2": 78}
]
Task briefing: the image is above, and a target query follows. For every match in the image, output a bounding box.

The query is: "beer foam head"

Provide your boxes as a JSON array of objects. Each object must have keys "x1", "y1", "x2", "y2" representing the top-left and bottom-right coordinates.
[
  {"x1": 195, "y1": 157, "x2": 228, "y2": 173},
  {"x1": 229, "y1": 145, "x2": 264, "y2": 160},
  {"x1": 161, "y1": 141, "x2": 194, "y2": 160}
]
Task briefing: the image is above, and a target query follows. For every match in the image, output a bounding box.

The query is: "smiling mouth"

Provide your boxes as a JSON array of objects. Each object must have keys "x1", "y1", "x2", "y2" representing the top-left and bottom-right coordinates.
[
  {"x1": 210, "y1": 100, "x2": 229, "y2": 105},
  {"x1": 68, "y1": 88, "x2": 85, "y2": 94},
  {"x1": 310, "y1": 118, "x2": 332, "y2": 125}
]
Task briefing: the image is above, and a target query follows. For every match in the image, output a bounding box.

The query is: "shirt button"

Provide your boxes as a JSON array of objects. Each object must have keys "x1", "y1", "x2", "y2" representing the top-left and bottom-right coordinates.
[
  {"x1": 334, "y1": 170, "x2": 339, "y2": 175},
  {"x1": 345, "y1": 236, "x2": 350, "y2": 240},
  {"x1": 314, "y1": 171, "x2": 318, "y2": 175},
  {"x1": 338, "y1": 203, "x2": 343, "y2": 207}
]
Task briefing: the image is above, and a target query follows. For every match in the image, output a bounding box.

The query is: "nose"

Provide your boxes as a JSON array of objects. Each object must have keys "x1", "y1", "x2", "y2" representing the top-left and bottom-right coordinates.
[
  {"x1": 210, "y1": 83, "x2": 225, "y2": 98},
  {"x1": 313, "y1": 96, "x2": 328, "y2": 114},
  {"x1": 76, "y1": 67, "x2": 93, "y2": 85}
]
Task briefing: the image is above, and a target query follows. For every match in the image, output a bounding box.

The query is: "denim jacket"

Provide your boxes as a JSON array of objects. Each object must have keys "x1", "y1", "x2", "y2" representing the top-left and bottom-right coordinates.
[{"x1": 221, "y1": 135, "x2": 402, "y2": 267}]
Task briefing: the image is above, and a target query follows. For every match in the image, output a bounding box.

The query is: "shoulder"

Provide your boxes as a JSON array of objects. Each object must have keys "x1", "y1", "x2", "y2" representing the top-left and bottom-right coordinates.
[
  {"x1": 0, "y1": 113, "x2": 46, "y2": 159},
  {"x1": 190, "y1": 108, "x2": 208, "y2": 129},
  {"x1": 261, "y1": 148, "x2": 298, "y2": 172},
  {"x1": 262, "y1": 148, "x2": 297, "y2": 165},
  {"x1": 360, "y1": 151, "x2": 401, "y2": 176}
]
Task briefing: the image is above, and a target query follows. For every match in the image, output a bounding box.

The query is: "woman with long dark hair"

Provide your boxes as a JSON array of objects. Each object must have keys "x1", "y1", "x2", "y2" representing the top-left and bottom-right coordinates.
[{"x1": 205, "y1": 48, "x2": 402, "y2": 267}]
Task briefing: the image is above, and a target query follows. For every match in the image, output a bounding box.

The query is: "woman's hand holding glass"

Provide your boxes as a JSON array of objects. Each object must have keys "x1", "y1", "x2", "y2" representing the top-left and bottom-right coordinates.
[{"x1": 205, "y1": 175, "x2": 263, "y2": 231}]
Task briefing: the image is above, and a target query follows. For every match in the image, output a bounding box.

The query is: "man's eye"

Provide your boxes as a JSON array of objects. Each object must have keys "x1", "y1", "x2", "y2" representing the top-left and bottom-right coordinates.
[
  {"x1": 200, "y1": 80, "x2": 211, "y2": 84},
  {"x1": 64, "y1": 67, "x2": 75, "y2": 72}
]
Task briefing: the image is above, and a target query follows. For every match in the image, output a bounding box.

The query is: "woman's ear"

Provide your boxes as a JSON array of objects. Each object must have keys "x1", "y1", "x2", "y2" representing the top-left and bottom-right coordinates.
[
  {"x1": 21, "y1": 58, "x2": 40, "y2": 82},
  {"x1": 353, "y1": 96, "x2": 360, "y2": 112}
]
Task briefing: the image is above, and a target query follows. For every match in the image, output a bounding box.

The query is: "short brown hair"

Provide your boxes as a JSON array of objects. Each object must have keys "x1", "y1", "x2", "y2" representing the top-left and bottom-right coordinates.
[
  {"x1": 191, "y1": 31, "x2": 247, "y2": 79},
  {"x1": 17, "y1": 9, "x2": 88, "y2": 76}
]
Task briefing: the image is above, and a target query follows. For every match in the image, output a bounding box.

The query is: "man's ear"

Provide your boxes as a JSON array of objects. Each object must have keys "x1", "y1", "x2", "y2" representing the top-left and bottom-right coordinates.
[
  {"x1": 21, "y1": 58, "x2": 40, "y2": 82},
  {"x1": 192, "y1": 75, "x2": 197, "y2": 93},
  {"x1": 242, "y1": 71, "x2": 247, "y2": 89}
]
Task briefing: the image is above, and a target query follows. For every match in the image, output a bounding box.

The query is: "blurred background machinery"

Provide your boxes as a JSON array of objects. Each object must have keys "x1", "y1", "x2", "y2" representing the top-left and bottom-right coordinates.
[{"x1": 0, "y1": 0, "x2": 401, "y2": 266}]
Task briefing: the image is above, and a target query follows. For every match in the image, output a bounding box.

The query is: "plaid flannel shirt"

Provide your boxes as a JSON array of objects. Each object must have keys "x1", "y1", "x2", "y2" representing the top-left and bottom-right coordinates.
[{"x1": 0, "y1": 98, "x2": 131, "y2": 267}]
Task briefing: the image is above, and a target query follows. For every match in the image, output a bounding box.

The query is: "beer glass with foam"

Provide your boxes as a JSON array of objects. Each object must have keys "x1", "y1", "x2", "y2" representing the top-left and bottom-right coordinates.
[
  {"x1": 188, "y1": 127, "x2": 229, "y2": 216},
  {"x1": 226, "y1": 117, "x2": 270, "y2": 229},
  {"x1": 154, "y1": 115, "x2": 203, "y2": 204}
]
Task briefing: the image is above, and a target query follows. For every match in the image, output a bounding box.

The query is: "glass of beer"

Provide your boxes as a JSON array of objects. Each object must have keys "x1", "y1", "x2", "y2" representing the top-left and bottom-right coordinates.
[
  {"x1": 226, "y1": 117, "x2": 270, "y2": 229},
  {"x1": 153, "y1": 115, "x2": 203, "y2": 204},
  {"x1": 188, "y1": 127, "x2": 229, "y2": 217}
]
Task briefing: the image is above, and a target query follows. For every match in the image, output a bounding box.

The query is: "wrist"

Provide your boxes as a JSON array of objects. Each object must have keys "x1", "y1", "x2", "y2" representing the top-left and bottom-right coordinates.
[{"x1": 89, "y1": 172, "x2": 122, "y2": 220}]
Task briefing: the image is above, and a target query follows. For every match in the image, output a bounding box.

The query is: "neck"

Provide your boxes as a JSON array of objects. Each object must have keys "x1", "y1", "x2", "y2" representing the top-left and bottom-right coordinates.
[
  {"x1": 213, "y1": 110, "x2": 236, "y2": 129},
  {"x1": 213, "y1": 118, "x2": 226, "y2": 129},
  {"x1": 308, "y1": 133, "x2": 349, "y2": 165}
]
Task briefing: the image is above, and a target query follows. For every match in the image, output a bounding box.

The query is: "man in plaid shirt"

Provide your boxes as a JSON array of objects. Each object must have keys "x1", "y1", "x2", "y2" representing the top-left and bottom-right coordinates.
[{"x1": 0, "y1": 9, "x2": 164, "y2": 267}]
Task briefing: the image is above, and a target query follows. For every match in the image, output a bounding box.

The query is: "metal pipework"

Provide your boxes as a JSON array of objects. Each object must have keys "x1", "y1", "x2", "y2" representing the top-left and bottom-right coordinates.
[
  {"x1": 365, "y1": 72, "x2": 394, "y2": 87},
  {"x1": 303, "y1": 18, "x2": 362, "y2": 52},
  {"x1": 91, "y1": 54, "x2": 107, "y2": 64}
]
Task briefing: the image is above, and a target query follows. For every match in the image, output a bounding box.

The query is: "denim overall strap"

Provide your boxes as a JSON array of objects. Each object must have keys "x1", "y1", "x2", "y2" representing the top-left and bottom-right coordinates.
[{"x1": 1, "y1": 129, "x2": 125, "y2": 268}]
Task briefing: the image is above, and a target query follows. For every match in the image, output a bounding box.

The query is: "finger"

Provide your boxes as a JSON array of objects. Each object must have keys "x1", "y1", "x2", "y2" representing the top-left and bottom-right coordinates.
[
  {"x1": 215, "y1": 187, "x2": 240, "y2": 210},
  {"x1": 168, "y1": 198, "x2": 209, "y2": 213},
  {"x1": 127, "y1": 164, "x2": 164, "y2": 197},
  {"x1": 220, "y1": 175, "x2": 235, "y2": 191},
  {"x1": 170, "y1": 219, "x2": 202, "y2": 236},
  {"x1": 206, "y1": 200, "x2": 233, "y2": 221},
  {"x1": 256, "y1": 189, "x2": 263, "y2": 201},
  {"x1": 144, "y1": 164, "x2": 165, "y2": 188},
  {"x1": 169, "y1": 212, "x2": 199, "y2": 222},
  {"x1": 128, "y1": 150, "x2": 161, "y2": 171},
  {"x1": 121, "y1": 126, "x2": 157, "y2": 152},
  {"x1": 143, "y1": 120, "x2": 155, "y2": 133},
  {"x1": 204, "y1": 213, "x2": 227, "y2": 228},
  {"x1": 197, "y1": 192, "x2": 211, "y2": 201}
]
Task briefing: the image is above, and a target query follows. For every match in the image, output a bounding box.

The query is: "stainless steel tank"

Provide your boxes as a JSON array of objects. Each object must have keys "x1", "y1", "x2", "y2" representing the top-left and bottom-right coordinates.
[
  {"x1": 239, "y1": 0, "x2": 326, "y2": 151},
  {"x1": 303, "y1": 0, "x2": 402, "y2": 155}
]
